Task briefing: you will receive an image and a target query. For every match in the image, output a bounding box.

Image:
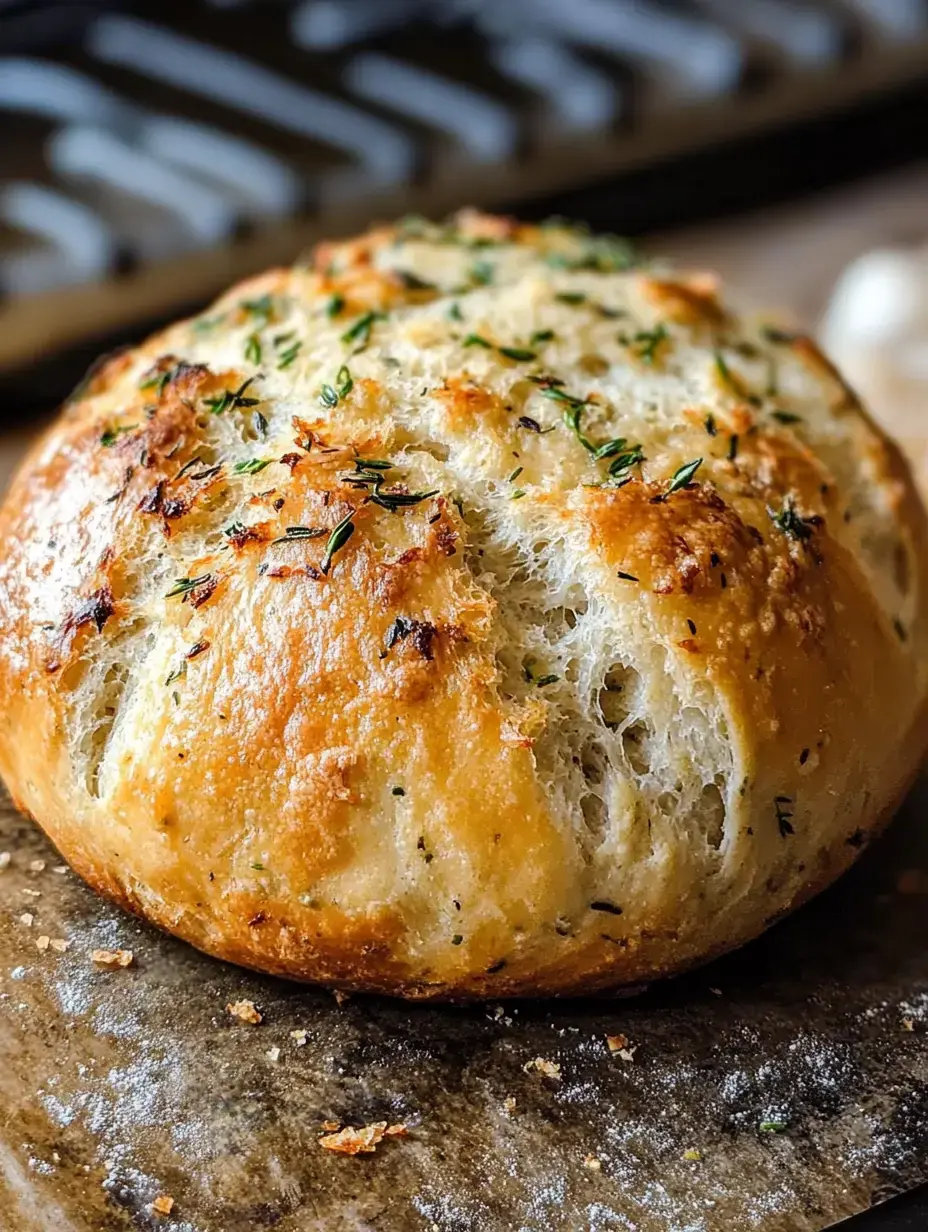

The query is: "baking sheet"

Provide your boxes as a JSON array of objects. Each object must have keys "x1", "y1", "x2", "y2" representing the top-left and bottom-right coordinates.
[{"x1": 1, "y1": 778, "x2": 927, "y2": 1232}]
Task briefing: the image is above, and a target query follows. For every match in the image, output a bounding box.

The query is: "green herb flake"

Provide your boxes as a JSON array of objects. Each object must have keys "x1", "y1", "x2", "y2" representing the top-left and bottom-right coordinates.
[
  {"x1": 277, "y1": 340, "x2": 302, "y2": 370},
  {"x1": 165, "y1": 663, "x2": 187, "y2": 687},
  {"x1": 759, "y1": 1120, "x2": 789, "y2": 1134},
  {"x1": 530, "y1": 329, "x2": 555, "y2": 345},
  {"x1": 470, "y1": 260, "x2": 494, "y2": 286},
  {"x1": 244, "y1": 333, "x2": 262, "y2": 365},
  {"x1": 320, "y1": 512, "x2": 356, "y2": 575},
  {"x1": 463, "y1": 333, "x2": 493, "y2": 349},
  {"x1": 272, "y1": 526, "x2": 326, "y2": 545},
  {"x1": 100, "y1": 424, "x2": 139, "y2": 447},
  {"x1": 318, "y1": 384, "x2": 339, "y2": 410},
  {"x1": 341, "y1": 310, "x2": 384, "y2": 350},
  {"x1": 631, "y1": 323, "x2": 668, "y2": 366},
  {"x1": 768, "y1": 497, "x2": 816, "y2": 542},
  {"x1": 448, "y1": 302, "x2": 463, "y2": 322},
  {"x1": 771, "y1": 410, "x2": 802, "y2": 425},
  {"x1": 705, "y1": 414, "x2": 717, "y2": 437},
  {"x1": 205, "y1": 377, "x2": 260, "y2": 416},
  {"x1": 166, "y1": 575, "x2": 211, "y2": 599},
  {"x1": 325, "y1": 293, "x2": 345, "y2": 319},
  {"x1": 498, "y1": 345, "x2": 537, "y2": 362},
  {"x1": 555, "y1": 291, "x2": 586, "y2": 305},
  {"x1": 335, "y1": 365, "x2": 353, "y2": 398},
  {"x1": 508, "y1": 466, "x2": 523, "y2": 483},
  {"x1": 663, "y1": 458, "x2": 702, "y2": 499},
  {"x1": 241, "y1": 294, "x2": 275, "y2": 325},
  {"x1": 233, "y1": 457, "x2": 272, "y2": 476},
  {"x1": 370, "y1": 488, "x2": 439, "y2": 512},
  {"x1": 535, "y1": 674, "x2": 559, "y2": 687},
  {"x1": 617, "y1": 570, "x2": 639, "y2": 582},
  {"x1": 775, "y1": 795, "x2": 794, "y2": 838}
]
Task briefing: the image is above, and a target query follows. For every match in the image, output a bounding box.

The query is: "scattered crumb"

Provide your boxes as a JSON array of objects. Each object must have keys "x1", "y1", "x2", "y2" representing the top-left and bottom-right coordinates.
[
  {"x1": 709, "y1": 987, "x2": 723, "y2": 996},
  {"x1": 266, "y1": 1046, "x2": 281, "y2": 1063},
  {"x1": 28, "y1": 859, "x2": 46, "y2": 873},
  {"x1": 583, "y1": 1154, "x2": 602, "y2": 1171},
  {"x1": 151, "y1": 1194, "x2": 174, "y2": 1216},
  {"x1": 49, "y1": 938, "x2": 69, "y2": 954},
  {"x1": 523, "y1": 1057, "x2": 561, "y2": 1080},
  {"x1": 226, "y1": 999, "x2": 263, "y2": 1024},
  {"x1": 333, "y1": 990, "x2": 351, "y2": 1006},
  {"x1": 91, "y1": 948, "x2": 134, "y2": 969},
  {"x1": 318, "y1": 1121, "x2": 407, "y2": 1154},
  {"x1": 321, "y1": 1120, "x2": 341, "y2": 1132},
  {"x1": 35, "y1": 935, "x2": 50, "y2": 952},
  {"x1": 52, "y1": 865, "x2": 68, "y2": 875},
  {"x1": 290, "y1": 1029, "x2": 308, "y2": 1047},
  {"x1": 19, "y1": 913, "x2": 33, "y2": 927},
  {"x1": 606, "y1": 1034, "x2": 636, "y2": 1062},
  {"x1": 683, "y1": 1148, "x2": 702, "y2": 1161},
  {"x1": 22, "y1": 888, "x2": 41, "y2": 898},
  {"x1": 502, "y1": 1096, "x2": 517, "y2": 1114},
  {"x1": 903, "y1": 1018, "x2": 915, "y2": 1032},
  {"x1": 0, "y1": 852, "x2": 10, "y2": 871}
]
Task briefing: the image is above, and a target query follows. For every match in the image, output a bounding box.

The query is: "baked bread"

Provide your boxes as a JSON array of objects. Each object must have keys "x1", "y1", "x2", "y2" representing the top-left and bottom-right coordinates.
[{"x1": 1, "y1": 212, "x2": 926, "y2": 999}]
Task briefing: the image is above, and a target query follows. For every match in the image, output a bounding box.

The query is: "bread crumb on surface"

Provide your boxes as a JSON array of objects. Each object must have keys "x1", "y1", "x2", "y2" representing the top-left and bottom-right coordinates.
[
  {"x1": 333, "y1": 990, "x2": 351, "y2": 1006},
  {"x1": 683, "y1": 1148, "x2": 702, "y2": 1161},
  {"x1": 606, "y1": 1033, "x2": 628, "y2": 1052},
  {"x1": 28, "y1": 858, "x2": 46, "y2": 873},
  {"x1": 318, "y1": 1121, "x2": 407, "y2": 1155},
  {"x1": 49, "y1": 938, "x2": 69, "y2": 953},
  {"x1": 266, "y1": 1046, "x2": 281, "y2": 1063},
  {"x1": 290, "y1": 1028, "x2": 308, "y2": 1046},
  {"x1": 583, "y1": 1154, "x2": 602, "y2": 1171},
  {"x1": 226, "y1": 999, "x2": 263, "y2": 1024},
  {"x1": 35, "y1": 935, "x2": 50, "y2": 951},
  {"x1": 91, "y1": 948, "x2": 134, "y2": 968},
  {"x1": 18, "y1": 913, "x2": 33, "y2": 927},
  {"x1": 320, "y1": 1119, "x2": 340, "y2": 1132},
  {"x1": 151, "y1": 1194, "x2": 174, "y2": 1215},
  {"x1": 502, "y1": 1096, "x2": 517, "y2": 1113},
  {"x1": 903, "y1": 1018, "x2": 916, "y2": 1031},
  {"x1": 523, "y1": 1057, "x2": 561, "y2": 1079},
  {"x1": 0, "y1": 852, "x2": 10, "y2": 870}
]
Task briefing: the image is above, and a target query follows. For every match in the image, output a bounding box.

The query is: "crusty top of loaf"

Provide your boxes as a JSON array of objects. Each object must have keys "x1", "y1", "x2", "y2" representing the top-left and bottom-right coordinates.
[{"x1": 0, "y1": 211, "x2": 925, "y2": 996}]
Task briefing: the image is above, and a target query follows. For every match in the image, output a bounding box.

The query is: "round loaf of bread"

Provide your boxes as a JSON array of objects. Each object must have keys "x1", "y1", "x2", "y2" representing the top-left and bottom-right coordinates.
[{"x1": 1, "y1": 212, "x2": 926, "y2": 998}]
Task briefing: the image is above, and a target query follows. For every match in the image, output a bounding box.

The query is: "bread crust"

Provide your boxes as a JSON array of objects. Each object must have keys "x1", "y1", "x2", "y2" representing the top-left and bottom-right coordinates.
[{"x1": 1, "y1": 212, "x2": 926, "y2": 999}]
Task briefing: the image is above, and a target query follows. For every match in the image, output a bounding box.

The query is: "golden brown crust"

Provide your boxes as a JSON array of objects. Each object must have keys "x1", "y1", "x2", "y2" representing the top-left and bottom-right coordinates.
[{"x1": 0, "y1": 212, "x2": 926, "y2": 998}]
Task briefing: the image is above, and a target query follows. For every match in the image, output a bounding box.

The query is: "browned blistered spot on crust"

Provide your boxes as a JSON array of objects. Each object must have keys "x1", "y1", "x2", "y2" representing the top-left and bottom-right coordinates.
[
  {"x1": 46, "y1": 585, "x2": 116, "y2": 673},
  {"x1": 434, "y1": 377, "x2": 509, "y2": 431},
  {"x1": 226, "y1": 522, "x2": 270, "y2": 551},
  {"x1": 580, "y1": 481, "x2": 760, "y2": 596},
  {"x1": 640, "y1": 274, "x2": 727, "y2": 327}
]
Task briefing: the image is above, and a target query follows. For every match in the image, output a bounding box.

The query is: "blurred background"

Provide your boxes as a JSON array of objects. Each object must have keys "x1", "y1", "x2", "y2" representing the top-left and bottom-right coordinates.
[{"x1": 2, "y1": 0, "x2": 928, "y2": 446}]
